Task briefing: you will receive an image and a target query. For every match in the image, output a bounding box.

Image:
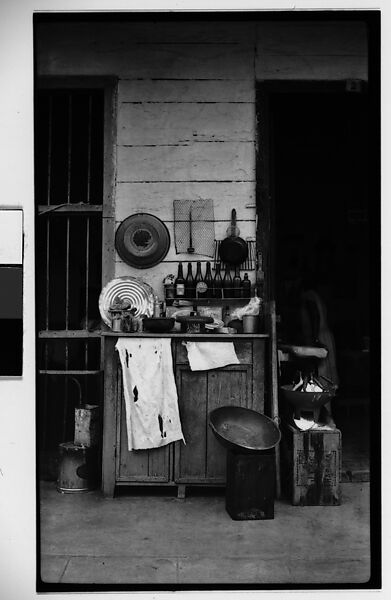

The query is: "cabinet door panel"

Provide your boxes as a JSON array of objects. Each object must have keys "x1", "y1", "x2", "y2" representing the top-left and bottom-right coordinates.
[
  {"x1": 116, "y1": 371, "x2": 171, "y2": 482},
  {"x1": 206, "y1": 366, "x2": 252, "y2": 481},
  {"x1": 174, "y1": 366, "x2": 208, "y2": 482}
]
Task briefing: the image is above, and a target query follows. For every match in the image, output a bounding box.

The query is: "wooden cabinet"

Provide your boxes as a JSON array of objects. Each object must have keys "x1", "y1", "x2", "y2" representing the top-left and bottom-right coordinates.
[{"x1": 102, "y1": 334, "x2": 267, "y2": 497}]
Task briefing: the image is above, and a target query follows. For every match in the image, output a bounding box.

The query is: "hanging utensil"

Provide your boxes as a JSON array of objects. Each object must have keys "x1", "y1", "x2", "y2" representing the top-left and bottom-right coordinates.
[
  {"x1": 187, "y1": 207, "x2": 195, "y2": 254},
  {"x1": 219, "y1": 209, "x2": 248, "y2": 266}
]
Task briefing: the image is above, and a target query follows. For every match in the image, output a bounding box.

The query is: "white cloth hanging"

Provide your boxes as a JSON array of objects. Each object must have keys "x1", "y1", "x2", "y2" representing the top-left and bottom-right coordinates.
[
  {"x1": 116, "y1": 338, "x2": 185, "y2": 451},
  {"x1": 183, "y1": 341, "x2": 240, "y2": 371}
]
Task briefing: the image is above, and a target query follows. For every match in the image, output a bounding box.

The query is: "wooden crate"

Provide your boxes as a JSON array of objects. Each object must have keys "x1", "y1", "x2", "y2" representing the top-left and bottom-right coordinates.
[{"x1": 280, "y1": 424, "x2": 341, "y2": 506}]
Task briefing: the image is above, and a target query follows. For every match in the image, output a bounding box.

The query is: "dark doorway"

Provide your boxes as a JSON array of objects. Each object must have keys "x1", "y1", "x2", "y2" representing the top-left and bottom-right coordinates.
[
  {"x1": 257, "y1": 81, "x2": 377, "y2": 478},
  {"x1": 259, "y1": 82, "x2": 371, "y2": 400}
]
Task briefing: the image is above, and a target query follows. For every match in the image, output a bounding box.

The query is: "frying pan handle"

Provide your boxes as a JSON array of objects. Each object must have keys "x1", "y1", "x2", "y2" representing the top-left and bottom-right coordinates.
[{"x1": 231, "y1": 209, "x2": 237, "y2": 228}]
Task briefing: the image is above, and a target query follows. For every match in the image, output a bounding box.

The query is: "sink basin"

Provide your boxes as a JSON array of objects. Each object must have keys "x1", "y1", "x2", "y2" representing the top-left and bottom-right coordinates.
[
  {"x1": 280, "y1": 383, "x2": 336, "y2": 410},
  {"x1": 209, "y1": 406, "x2": 281, "y2": 453}
]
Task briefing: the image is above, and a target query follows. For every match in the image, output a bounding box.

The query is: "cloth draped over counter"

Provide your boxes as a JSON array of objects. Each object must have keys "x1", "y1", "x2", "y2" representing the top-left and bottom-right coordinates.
[
  {"x1": 116, "y1": 338, "x2": 185, "y2": 451},
  {"x1": 183, "y1": 341, "x2": 240, "y2": 371}
]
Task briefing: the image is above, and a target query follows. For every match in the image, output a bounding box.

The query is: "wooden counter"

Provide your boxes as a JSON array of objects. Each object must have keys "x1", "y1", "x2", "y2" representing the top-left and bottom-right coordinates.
[{"x1": 101, "y1": 333, "x2": 269, "y2": 497}]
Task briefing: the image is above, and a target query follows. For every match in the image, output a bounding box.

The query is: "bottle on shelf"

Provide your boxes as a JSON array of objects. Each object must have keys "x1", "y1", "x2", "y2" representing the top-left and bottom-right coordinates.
[
  {"x1": 195, "y1": 261, "x2": 207, "y2": 299},
  {"x1": 175, "y1": 262, "x2": 186, "y2": 299},
  {"x1": 233, "y1": 266, "x2": 242, "y2": 298},
  {"x1": 242, "y1": 273, "x2": 251, "y2": 298},
  {"x1": 185, "y1": 262, "x2": 195, "y2": 298},
  {"x1": 213, "y1": 262, "x2": 223, "y2": 299},
  {"x1": 204, "y1": 261, "x2": 213, "y2": 298},
  {"x1": 222, "y1": 265, "x2": 232, "y2": 299}
]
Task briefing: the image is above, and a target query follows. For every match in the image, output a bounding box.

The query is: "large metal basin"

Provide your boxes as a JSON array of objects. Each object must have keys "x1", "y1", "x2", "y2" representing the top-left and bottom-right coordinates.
[{"x1": 209, "y1": 406, "x2": 281, "y2": 453}]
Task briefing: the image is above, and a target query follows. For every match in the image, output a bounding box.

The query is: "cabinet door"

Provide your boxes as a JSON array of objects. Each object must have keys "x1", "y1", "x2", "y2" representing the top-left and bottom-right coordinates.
[
  {"x1": 115, "y1": 364, "x2": 171, "y2": 483},
  {"x1": 174, "y1": 339, "x2": 266, "y2": 485},
  {"x1": 174, "y1": 363, "x2": 253, "y2": 485},
  {"x1": 206, "y1": 365, "x2": 253, "y2": 482},
  {"x1": 174, "y1": 366, "x2": 209, "y2": 483}
]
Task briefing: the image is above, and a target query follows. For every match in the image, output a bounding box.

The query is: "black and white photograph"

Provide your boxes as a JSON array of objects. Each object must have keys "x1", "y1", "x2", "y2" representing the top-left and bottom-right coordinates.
[{"x1": 0, "y1": 2, "x2": 385, "y2": 598}]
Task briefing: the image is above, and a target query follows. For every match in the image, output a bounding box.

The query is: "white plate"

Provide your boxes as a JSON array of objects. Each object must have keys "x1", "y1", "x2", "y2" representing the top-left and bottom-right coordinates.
[
  {"x1": 205, "y1": 320, "x2": 224, "y2": 330},
  {"x1": 293, "y1": 417, "x2": 315, "y2": 431}
]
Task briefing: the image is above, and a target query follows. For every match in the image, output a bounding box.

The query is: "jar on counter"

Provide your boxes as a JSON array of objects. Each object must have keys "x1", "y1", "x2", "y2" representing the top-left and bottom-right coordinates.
[
  {"x1": 153, "y1": 296, "x2": 162, "y2": 318},
  {"x1": 111, "y1": 316, "x2": 122, "y2": 332}
]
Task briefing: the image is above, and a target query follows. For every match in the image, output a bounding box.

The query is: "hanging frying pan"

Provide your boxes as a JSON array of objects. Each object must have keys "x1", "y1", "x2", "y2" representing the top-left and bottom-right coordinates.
[
  {"x1": 219, "y1": 209, "x2": 248, "y2": 266},
  {"x1": 115, "y1": 213, "x2": 170, "y2": 269}
]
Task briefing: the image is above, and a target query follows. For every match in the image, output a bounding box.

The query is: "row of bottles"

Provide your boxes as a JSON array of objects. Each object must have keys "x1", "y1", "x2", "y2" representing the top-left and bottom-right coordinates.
[{"x1": 174, "y1": 261, "x2": 251, "y2": 299}]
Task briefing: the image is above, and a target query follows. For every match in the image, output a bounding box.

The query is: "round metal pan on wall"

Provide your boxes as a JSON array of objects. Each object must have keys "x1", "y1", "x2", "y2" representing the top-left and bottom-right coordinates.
[
  {"x1": 219, "y1": 209, "x2": 248, "y2": 266},
  {"x1": 115, "y1": 213, "x2": 170, "y2": 269}
]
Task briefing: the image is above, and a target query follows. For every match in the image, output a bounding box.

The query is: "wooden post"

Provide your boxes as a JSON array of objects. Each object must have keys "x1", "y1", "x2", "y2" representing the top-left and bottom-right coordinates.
[
  {"x1": 265, "y1": 300, "x2": 281, "y2": 499},
  {"x1": 102, "y1": 336, "x2": 117, "y2": 497}
]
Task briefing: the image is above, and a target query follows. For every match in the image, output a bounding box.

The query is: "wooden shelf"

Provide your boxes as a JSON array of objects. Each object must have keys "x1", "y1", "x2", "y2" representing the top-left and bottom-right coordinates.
[
  {"x1": 166, "y1": 296, "x2": 253, "y2": 304},
  {"x1": 101, "y1": 332, "x2": 268, "y2": 338}
]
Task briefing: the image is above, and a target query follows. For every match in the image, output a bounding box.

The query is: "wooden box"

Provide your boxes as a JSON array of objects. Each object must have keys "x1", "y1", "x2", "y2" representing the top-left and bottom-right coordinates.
[{"x1": 280, "y1": 424, "x2": 341, "y2": 506}]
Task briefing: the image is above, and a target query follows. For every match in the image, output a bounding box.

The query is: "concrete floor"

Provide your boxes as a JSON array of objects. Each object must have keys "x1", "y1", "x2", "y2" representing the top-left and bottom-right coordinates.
[{"x1": 40, "y1": 481, "x2": 370, "y2": 587}]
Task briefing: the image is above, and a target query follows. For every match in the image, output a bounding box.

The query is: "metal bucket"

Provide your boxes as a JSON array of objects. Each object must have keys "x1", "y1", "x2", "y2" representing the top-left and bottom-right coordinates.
[{"x1": 57, "y1": 442, "x2": 99, "y2": 493}]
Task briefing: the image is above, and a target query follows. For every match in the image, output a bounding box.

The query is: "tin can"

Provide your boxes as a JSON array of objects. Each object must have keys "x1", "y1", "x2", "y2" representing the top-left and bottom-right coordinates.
[{"x1": 57, "y1": 442, "x2": 99, "y2": 493}]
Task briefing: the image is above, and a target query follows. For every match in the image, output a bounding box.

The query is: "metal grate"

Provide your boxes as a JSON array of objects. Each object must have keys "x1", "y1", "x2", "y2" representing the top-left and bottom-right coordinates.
[{"x1": 35, "y1": 88, "x2": 105, "y2": 469}]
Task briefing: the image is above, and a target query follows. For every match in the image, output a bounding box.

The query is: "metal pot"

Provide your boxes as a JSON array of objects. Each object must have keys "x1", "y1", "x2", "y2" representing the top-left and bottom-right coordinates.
[{"x1": 219, "y1": 209, "x2": 248, "y2": 266}]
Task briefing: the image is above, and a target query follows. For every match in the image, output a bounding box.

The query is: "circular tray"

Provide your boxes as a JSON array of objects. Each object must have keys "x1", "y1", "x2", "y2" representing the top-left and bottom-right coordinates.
[
  {"x1": 115, "y1": 213, "x2": 170, "y2": 269},
  {"x1": 99, "y1": 276, "x2": 154, "y2": 327}
]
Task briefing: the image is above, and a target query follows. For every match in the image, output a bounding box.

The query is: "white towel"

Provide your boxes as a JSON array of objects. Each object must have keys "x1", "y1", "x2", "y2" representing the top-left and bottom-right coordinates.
[
  {"x1": 184, "y1": 341, "x2": 240, "y2": 371},
  {"x1": 116, "y1": 338, "x2": 185, "y2": 451}
]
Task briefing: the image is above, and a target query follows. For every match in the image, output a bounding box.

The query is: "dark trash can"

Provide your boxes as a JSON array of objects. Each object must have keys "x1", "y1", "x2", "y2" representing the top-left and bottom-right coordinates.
[
  {"x1": 209, "y1": 406, "x2": 281, "y2": 520},
  {"x1": 226, "y1": 448, "x2": 275, "y2": 520}
]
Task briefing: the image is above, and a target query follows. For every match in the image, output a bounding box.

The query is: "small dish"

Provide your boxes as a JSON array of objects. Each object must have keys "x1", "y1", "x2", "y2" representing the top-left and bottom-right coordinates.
[
  {"x1": 142, "y1": 317, "x2": 175, "y2": 333},
  {"x1": 205, "y1": 319, "x2": 224, "y2": 331},
  {"x1": 216, "y1": 326, "x2": 237, "y2": 335}
]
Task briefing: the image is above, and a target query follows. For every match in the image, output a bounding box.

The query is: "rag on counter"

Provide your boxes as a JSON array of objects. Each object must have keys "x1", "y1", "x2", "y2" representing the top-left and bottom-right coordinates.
[
  {"x1": 116, "y1": 338, "x2": 185, "y2": 451},
  {"x1": 183, "y1": 341, "x2": 240, "y2": 371}
]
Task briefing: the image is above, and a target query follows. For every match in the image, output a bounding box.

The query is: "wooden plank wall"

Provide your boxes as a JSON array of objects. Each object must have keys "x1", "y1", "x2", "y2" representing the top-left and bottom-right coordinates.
[
  {"x1": 36, "y1": 19, "x2": 368, "y2": 296},
  {"x1": 256, "y1": 21, "x2": 368, "y2": 80}
]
